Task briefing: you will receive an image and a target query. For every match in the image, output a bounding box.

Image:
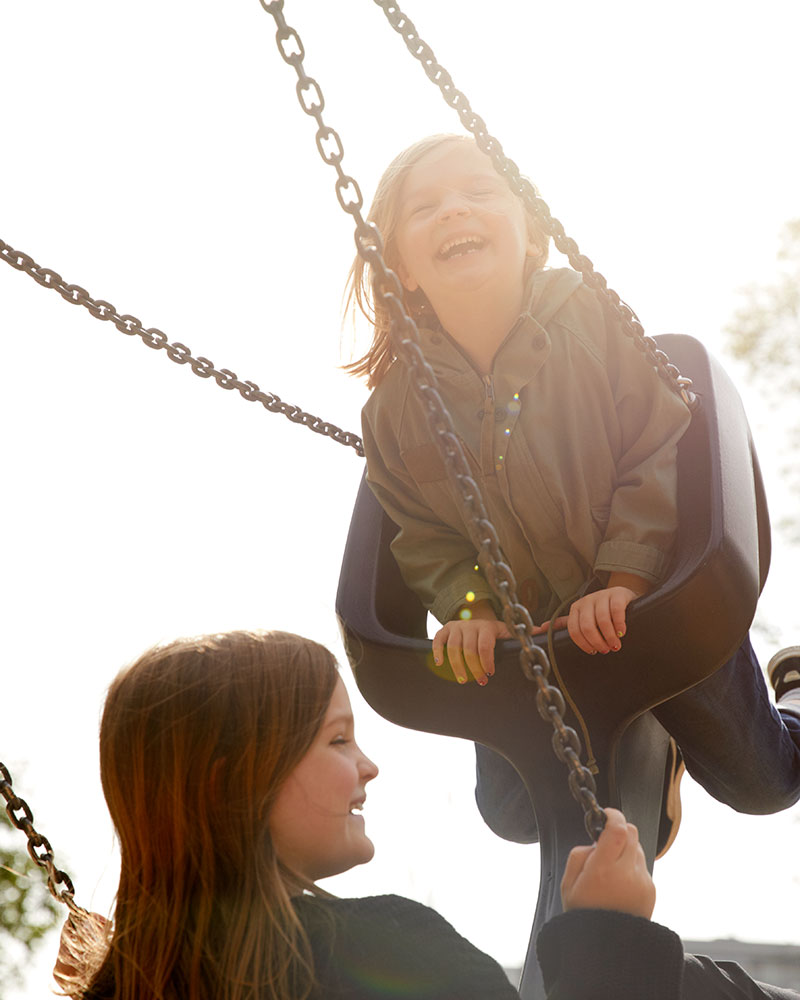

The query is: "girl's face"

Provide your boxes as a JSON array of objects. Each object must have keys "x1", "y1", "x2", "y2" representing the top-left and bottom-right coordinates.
[
  {"x1": 270, "y1": 677, "x2": 379, "y2": 882},
  {"x1": 393, "y1": 140, "x2": 538, "y2": 312}
]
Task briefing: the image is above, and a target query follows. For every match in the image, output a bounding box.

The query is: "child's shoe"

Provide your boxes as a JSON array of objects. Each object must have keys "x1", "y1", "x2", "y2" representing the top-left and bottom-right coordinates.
[{"x1": 767, "y1": 646, "x2": 800, "y2": 719}]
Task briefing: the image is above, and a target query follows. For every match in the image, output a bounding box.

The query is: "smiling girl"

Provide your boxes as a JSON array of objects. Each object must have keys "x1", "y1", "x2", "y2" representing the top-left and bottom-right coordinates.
[
  {"x1": 348, "y1": 133, "x2": 800, "y2": 847},
  {"x1": 55, "y1": 630, "x2": 520, "y2": 1000}
]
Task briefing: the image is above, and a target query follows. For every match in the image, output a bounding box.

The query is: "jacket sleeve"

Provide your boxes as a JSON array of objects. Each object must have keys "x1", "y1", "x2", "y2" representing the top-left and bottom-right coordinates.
[
  {"x1": 537, "y1": 910, "x2": 685, "y2": 1000},
  {"x1": 593, "y1": 312, "x2": 692, "y2": 585},
  {"x1": 362, "y1": 403, "x2": 498, "y2": 625}
]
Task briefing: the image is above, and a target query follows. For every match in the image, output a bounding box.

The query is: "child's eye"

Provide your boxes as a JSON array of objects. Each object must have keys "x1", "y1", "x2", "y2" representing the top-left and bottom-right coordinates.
[{"x1": 331, "y1": 736, "x2": 350, "y2": 746}]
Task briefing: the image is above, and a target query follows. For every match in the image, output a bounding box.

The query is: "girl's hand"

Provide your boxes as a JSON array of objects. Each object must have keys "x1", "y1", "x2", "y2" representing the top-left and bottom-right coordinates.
[
  {"x1": 432, "y1": 616, "x2": 511, "y2": 685},
  {"x1": 535, "y1": 573, "x2": 650, "y2": 655},
  {"x1": 561, "y1": 807, "x2": 656, "y2": 919},
  {"x1": 535, "y1": 586, "x2": 636, "y2": 655}
]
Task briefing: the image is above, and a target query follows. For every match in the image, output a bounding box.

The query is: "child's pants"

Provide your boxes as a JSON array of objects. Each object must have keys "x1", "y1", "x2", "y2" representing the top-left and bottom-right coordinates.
[{"x1": 475, "y1": 636, "x2": 800, "y2": 842}]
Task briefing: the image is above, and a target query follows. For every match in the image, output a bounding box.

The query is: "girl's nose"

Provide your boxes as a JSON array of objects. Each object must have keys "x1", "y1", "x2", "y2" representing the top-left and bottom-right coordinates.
[
  {"x1": 437, "y1": 190, "x2": 470, "y2": 222},
  {"x1": 359, "y1": 748, "x2": 379, "y2": 782}
]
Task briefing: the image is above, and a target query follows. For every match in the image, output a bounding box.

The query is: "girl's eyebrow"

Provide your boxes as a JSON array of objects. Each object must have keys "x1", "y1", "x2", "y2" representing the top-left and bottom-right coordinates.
[{"x1": 323, "y1": 711, "x2": 354, "y2": 729}]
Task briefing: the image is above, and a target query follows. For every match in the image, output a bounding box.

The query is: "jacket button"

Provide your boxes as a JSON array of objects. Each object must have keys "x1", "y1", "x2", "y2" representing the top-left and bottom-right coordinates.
[
  {"x1": 532, "y1": 333, "x2": 547, "y2": 350},
  {"x1": 494, "y1": 407, "x2": 505, "y2": 421}
]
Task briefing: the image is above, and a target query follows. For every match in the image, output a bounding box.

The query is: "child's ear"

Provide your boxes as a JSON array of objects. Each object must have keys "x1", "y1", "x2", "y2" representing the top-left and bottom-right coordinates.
[
  {"x1": 396, "y1": 259, "x2": 419, "y2": 292},
  {"x1": 525, "y1": 236, "x2": 541, "y2": 260}
]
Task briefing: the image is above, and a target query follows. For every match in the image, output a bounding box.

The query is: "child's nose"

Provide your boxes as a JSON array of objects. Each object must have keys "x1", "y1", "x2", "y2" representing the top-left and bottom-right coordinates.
[{"x1": 437, "y1": 191, "x2": 471, "y2": 222}]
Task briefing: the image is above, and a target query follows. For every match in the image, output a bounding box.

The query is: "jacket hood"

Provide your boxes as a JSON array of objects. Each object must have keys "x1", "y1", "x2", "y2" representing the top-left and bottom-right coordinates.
[{"x1": 525, "y1": 267, "x2": 584, "y2": 326}]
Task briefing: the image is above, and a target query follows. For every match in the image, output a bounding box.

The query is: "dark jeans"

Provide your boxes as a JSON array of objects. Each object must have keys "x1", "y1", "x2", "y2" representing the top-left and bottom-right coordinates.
[{"x1": 475, "y1": 636, "x2": 800, "y2": 842}]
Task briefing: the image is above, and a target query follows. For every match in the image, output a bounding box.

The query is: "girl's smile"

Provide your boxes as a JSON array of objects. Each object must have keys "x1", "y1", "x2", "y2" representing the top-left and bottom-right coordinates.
[
  {"x1": 269, "y1": 677, "x2": 379, "y2": 882},
  {"x1": 394, "y1": 139, "x2": 538, "y2": 314}
]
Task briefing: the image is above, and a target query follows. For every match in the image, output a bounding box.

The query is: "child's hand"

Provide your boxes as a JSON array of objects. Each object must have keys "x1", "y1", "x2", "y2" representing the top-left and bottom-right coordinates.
[
  {"x1": 535, "y1": 573, "x2": 650, "y2": 655},
  {"x1": 432, "y1": 616, "x2": 511, "y2": 685},
  {"x1": 535, "y1": 586, "x2": 635, "y2": 655},
  {"x1": 561, "y1": 807, "x2": 656, "y2": 919}
]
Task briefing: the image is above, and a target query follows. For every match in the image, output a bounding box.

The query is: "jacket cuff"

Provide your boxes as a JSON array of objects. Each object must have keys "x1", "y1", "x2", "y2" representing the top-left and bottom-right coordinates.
[
  {"x1": 594, "y1": 538, "x2": 670, "y2": 584},
  {"x1": 537, "y1": 911, "x2": 684, "y2": 1000},
  {"x1": 431, "y1": 579, "x2": 499, "y2": 625}
]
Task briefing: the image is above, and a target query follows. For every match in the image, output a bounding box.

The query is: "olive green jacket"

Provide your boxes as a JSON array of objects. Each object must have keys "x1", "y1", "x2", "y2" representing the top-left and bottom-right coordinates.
[{"x1": 361, "y1": 268, "x2": 692, "y2": 625}]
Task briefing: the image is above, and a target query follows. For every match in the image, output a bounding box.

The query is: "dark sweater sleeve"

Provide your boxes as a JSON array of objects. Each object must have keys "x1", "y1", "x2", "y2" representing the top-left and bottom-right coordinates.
[
  {"x1": 295, "y1": 894, "x2": 520, "y2": 1000},
  {"x1": 536, "y1": 910, "x2": 684, "y2": 1000}
]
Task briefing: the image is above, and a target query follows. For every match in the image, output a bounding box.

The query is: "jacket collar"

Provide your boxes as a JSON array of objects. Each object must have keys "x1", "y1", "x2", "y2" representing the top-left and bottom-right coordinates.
[{"x1": 415, "y1": 268, "x2": 583, "y2": 398}]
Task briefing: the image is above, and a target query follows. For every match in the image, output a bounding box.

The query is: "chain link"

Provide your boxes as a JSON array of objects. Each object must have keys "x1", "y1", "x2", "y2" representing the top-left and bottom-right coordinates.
[
  {"x1": 263, "y1": 0, "x2": 606, "y2": 841},
  {"x1": 0, "y1": 239, "x2": 364, "y2": 458},
  {"x1": 373, "y1": 0, "x2": 695, "y2": 409},
  {"x1": 1, "y1": 762, "x2": 86, "y2": 915}
]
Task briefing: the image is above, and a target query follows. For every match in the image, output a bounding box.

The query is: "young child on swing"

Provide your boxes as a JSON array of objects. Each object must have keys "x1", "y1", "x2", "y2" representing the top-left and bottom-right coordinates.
[{"x1": 348, "y1": 133, "x2": 800, "y2": 845}]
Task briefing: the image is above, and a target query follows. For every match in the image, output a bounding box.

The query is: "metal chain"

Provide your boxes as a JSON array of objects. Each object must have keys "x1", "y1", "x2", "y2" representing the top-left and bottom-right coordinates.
[
  {"x1": 0, "y1": 239, "x2": 364, "y2": 457},
  {"x1": 262, "y1": 0, "x2": 605, "y2": 840},
  {"x1": 1, "y1": 761, "x2": 85, "y2": 915},
  {"x1": 373, "y1": 0, "x2": 696, "y2": 409}
]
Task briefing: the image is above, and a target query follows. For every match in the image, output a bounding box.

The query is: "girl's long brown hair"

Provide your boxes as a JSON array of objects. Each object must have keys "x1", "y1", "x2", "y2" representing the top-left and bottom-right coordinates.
[
  {"x1": 69, "y1": 630, "x2": 338, "y2": 1000},
  {"x1": 344, "y1": 133, "x2": 550, "y2": 389}
]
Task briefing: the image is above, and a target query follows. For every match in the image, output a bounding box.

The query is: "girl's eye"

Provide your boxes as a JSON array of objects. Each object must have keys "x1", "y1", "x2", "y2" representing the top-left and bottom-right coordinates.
[
  {"x1": 410, "y1": 203, "x2": 433, "y2": 216},
  {"x1": 331, "y1": 737, "x2": 350, "y2": 746}
]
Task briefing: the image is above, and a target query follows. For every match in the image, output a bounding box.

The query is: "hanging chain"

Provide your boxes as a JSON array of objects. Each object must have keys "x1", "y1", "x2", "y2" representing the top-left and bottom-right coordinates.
[
  {"x1": 0, "y1": 239, "x2": 364, "y2": 457},
  {"x1": 1, "y1": 761, "x2": 85, "y2": 915},
  {"x1": 373, "y1": 0, "x2": 695, "y2": 409},
  {"x1": 262, "y1": 0, "x2": 605, "y2": 841}
]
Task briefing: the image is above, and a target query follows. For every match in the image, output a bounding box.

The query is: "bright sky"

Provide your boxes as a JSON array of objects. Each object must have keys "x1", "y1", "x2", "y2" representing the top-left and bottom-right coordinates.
[{"x1": 2, "y1": 1, "x2": 800, "y2": 996}]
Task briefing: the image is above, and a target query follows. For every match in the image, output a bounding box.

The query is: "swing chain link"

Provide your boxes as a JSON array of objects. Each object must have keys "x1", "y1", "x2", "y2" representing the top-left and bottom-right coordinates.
[
  {"x1": 373, "y1": 0, "x2": 695, "y2": 409},
  {"x1": 0, "y1": 762, "x2": 86, "y2": 915},
  {"x1": 263, "y1": 0, "x2": 606, "y2": 842},
  {"x1": 0, "y1": 239, "x2": 365, "y2": 457}
]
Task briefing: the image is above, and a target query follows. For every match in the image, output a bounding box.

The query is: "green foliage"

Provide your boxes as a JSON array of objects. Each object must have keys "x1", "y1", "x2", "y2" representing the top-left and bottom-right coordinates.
[
  {"x1": 727, "y1": 220, "x2": 800, "y2": 379},
  {"x1": 0, "y1": 799, "x2": 61, "y2": 996},
  {"x1": 725, "y1": 219, "x2": 800, "y2": 543}
]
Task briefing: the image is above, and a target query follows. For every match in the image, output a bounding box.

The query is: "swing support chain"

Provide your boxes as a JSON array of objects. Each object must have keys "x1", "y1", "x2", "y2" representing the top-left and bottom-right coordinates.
[
  {"x1": 373, "y1": 0, "x2": 696, "y2": 410},
  {"x1": 263, "y1": 0, "x2": 606, "y2": 843},
  {"x1": 0, "y1": 761, "x2": 86, "y2": 916},
  {"x1": 0, "y1": 239, "x2": 365, "y2": 458}
]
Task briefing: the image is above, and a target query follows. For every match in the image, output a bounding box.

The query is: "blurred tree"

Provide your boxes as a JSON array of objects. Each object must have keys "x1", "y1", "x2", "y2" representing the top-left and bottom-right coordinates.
[
  {"x1": 1, "y1": 790, "x2": 61, "y2": 997},
  {"x1": 725, "y1": 218, "x2": 800, "y2": 543}
]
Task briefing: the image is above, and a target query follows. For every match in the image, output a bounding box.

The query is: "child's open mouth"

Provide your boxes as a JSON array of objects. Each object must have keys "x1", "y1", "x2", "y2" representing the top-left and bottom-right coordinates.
[{"x1": 438, "y1": 235, "x2": 486, "y2": 260}]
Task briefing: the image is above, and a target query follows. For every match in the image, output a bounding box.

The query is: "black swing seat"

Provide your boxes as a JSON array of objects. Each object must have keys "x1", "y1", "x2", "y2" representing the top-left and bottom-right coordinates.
[{"x1": 336, "y1": 334, "x2": 770, "y2": 1000}]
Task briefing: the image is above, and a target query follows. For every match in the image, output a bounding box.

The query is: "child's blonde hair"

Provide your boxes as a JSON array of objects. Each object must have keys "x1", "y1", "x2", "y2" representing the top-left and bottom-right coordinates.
[{"x1": 345, "y1": 133, "x2": 550, "y2": 388}]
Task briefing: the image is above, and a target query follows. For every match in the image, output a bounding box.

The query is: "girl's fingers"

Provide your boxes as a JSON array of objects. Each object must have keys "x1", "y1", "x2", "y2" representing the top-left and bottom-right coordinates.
[
  {"x1": 446, "y1": 637, "x2": 469, "y2": 684},
  {"x1": 593, "y1": 598, "x2": 620, "y2": 651},
  {"x1": 609, "y1": 590, "x2": 630, "y2": 645},
  {"x1": 476, "y1": 629, "x2": 497, "y2": 678}
]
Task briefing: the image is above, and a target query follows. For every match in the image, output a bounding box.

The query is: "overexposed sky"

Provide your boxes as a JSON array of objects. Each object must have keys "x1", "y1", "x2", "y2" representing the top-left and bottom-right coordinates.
[{"x1": 2, "y1": 1, "x2": 800, "y2": 995}]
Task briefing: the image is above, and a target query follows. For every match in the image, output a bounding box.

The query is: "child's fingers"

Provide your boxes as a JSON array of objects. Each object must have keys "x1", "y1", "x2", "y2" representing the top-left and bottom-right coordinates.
[
  {"x1": 432, "y1": 626, "x2": 450, "y2": 669},
  {"x1": 593, "y1": 597, "x2": 621, "y2": 652},
  {"x1": 460, "y1": 629, "x2": 489, "y2": 685},
  {"x1": 592, "y1": 807, "x2": 630, "y2": 861},
  {"x1": 476, "y1": 628, "x2": 497, "y2": 679},
  {"x1": 560, "y1": 844, "x2": 594, "y2": 897},
  {"x1": 445, "y1": 635, "x2": 469, "y2": 684},
  {"x1": 608, "y1": 589, "x2": 631, "y2": 644},
  {"x1": 569, "y1": 600, "x2": 609, "y2": 655}
]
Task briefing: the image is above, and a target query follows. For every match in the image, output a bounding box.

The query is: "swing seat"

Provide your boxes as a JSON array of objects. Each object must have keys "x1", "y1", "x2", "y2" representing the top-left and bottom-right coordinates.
[{"x1": 335, "y1": 334, "x2": 769, "y2": 1000}]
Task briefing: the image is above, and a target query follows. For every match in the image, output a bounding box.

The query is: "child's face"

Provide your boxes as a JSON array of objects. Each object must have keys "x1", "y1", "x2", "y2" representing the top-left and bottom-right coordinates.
[
  {"x1": 269, "y1": 677, "x2": 379, "y2": 882},
  {"x1": 394, "y1": 140, "x2": 538, "y2": 313}
]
